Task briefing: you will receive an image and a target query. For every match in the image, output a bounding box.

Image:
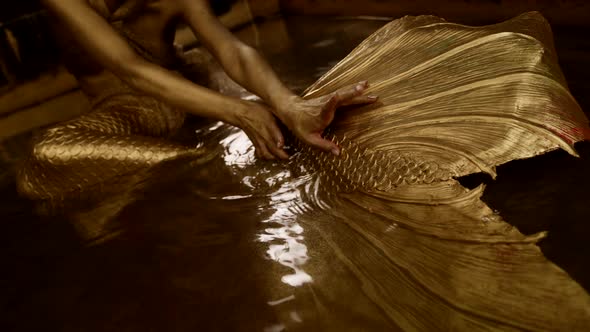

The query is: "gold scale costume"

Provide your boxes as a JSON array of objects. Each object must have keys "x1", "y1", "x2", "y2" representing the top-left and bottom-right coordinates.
[{"x1": 17, "y1": 0, "x2": 197, "y2": 206}]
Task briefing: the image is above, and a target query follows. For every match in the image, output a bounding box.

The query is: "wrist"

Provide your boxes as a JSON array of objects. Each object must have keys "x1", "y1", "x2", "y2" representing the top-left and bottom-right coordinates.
[
  {"x1": 271, "y1": 93, "x2": 301, "y2": 124},
  {"x1": 223, "y1": 99, "x2": 249, "y2": 127}
]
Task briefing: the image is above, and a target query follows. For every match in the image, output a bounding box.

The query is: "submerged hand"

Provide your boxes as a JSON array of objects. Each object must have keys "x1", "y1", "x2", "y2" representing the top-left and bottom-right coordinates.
[{"x1": 278, "y1": 80, "x2": 377, "y2": 155}]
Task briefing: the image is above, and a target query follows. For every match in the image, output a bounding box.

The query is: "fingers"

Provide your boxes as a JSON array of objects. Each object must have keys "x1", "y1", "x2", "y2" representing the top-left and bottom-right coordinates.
[
  {"x1": 256, "y1": 141, "x2": 288, "y2": 160},
  {"x1": 267, "y1": 123, "x2": 289, "y2": 160},
  {"x1": 266, "y1": 141, "x2": 289, "y2": 160},
  {"x1": 253, "y1": 128, "x2": 289, "y2": 161},
  {"x1": 341, "y1": 94, "x2": 379, "y2": 106},
  {"x1": 254, "y1": 137, "x2": 275, "y2": 160},
  {"x1": 333, "y1": 80, "x2": 369, "y2": 102},
  {"x1": 305, "y1": 133, "x2": 340, "y2": 156},
  {"x1": 321, "y1": 80, "x2": 377, "y2": 121}
]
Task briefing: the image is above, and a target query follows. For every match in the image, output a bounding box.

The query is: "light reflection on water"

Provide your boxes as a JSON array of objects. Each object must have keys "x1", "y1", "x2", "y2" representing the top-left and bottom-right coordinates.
[
  {"x1": 259, "y1": 174, "x2": 313, "y2": 287},
  {"x1": 220, "y1": 129, "x2": 257, "y2": 167},
  {"x1": 171, "y1": 18, "x2": 391, "y2": 328},
  {"x1": 212, "y1": 118, "x2": 314, "y2": 288}
]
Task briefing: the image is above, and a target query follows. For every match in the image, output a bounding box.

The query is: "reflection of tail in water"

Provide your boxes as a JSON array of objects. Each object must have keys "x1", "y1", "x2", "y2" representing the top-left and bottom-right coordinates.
[
  {"x1": 285, "y1": 12, "x2": 590, "y2": 330},
  {"x1": 289, "y1": 184, "x2": 590, "y2": 330}
]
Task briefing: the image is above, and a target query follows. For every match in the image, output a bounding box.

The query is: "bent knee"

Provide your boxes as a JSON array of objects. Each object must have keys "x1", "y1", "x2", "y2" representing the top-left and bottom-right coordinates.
[{"x1": 15, "y1": 138, "x2": 62, "y2": 200}]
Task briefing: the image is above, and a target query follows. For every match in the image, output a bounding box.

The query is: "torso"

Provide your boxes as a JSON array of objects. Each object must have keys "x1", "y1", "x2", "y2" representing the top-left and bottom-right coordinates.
[{"x1": 54, "y1": 0, "x2": 182, "y2": 103}]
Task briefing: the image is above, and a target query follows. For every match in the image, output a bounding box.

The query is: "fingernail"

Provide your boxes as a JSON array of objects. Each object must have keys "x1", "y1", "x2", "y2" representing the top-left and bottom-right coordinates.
[
  {"x1": 331, "y1": 148, "x2": 340, "y2": 156},
  {"x1": 277, "y1": 141, "x2": 283, "y2": 148},
  {"x1": 368, "y1": 95, "x2": 378, "y2": 100}
]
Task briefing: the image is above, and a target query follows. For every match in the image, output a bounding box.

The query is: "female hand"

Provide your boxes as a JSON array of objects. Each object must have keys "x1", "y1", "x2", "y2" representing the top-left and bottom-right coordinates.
[
  {"x1": 234, "y1": 101, "x2": 289, "y2": 160},
  {"x1": 277, "y1": 80, "x2": 378, "y2": 155}
]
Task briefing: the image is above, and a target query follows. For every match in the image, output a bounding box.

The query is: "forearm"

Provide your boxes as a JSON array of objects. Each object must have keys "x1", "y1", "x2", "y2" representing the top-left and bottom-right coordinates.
[
  {"x1": 178, "y1": 0, "x2": 298, "y2": 116},
  {"x1": 224, "y1": 45, "x2": 299, "y2": 116},
  {"x1": 40, "y1": 0, "x2": 247, "y2": 126},
  {"x1": 125, "y1": 58, "x2": 247, "y2": 125}
]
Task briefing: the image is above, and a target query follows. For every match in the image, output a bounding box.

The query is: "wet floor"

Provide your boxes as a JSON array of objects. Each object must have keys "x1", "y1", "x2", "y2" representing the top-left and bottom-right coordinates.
[{"x1": 1, "y1": 16, "x2": 590, "y2": 331}]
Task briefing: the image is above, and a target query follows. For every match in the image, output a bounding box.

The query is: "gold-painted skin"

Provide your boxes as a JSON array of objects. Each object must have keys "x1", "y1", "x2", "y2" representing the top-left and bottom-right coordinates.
[
  {"x1": 17, "y1": 0, "x2": 195, "y2": 207},
  {"x1": 14, "y1": 7, "x2": 590, "y2": 330}
]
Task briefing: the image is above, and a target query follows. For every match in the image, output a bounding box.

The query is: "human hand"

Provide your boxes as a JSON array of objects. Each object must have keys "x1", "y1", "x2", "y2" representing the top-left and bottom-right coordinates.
[
  {"x1": 234, "y1": 101, "x2": 289, "y2": 160},
  {"x1": 277, "y1": 81, "x2": 377, "y2": 155}
]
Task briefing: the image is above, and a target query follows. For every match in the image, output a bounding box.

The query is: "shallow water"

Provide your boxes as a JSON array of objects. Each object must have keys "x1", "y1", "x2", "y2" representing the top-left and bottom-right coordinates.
[{"x1": 1, "y1": 16, "x2": 590, "y2": 331}]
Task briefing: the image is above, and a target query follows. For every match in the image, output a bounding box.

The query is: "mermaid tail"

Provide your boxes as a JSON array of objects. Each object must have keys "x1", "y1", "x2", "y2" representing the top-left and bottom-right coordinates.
[
  {"x1": 277, "y1": 11, "x2": 590, "y2": 330},
  {"x1": 12, "y1": 10, "x2": 590, "y2": 329},
  {"x1": 278, "y1": 183, "x2": 590, "y2": 330},
  {"x1": 301, "y1": 12, "x2": 589, "y2": 187},
  {"x1": 16, "y1": 93, "x2": 206, "y2": 207}
]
